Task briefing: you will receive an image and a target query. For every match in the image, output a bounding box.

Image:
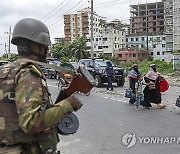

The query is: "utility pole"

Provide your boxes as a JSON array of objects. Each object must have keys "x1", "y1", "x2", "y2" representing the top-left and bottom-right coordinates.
[
  {"x1": 5, "y1": 26, "x2": 11, "y2": 60},
  {"x1": 90, "y1": 0, "x2": 94, "y2": 58},
  {"x1": 5, "y1": 43, "x2": 8, "y2": 59},
  {"x1": 8, "y1": 26, "x2": 11, "y2": 59}
]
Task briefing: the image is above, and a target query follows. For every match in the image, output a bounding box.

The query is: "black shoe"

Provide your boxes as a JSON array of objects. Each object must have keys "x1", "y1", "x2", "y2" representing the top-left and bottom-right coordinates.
[{"x1": 129, "y1": 99, "x2": 135, "y2": 104}]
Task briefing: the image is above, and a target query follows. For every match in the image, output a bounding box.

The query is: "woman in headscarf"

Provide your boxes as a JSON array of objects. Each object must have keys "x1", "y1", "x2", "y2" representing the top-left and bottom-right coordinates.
[
  {"x1": 141, "y1": 64, "x2": 165, "y2": 109},
  {"x1": 128, "y1": 64, "x2": 141, "y2": 104}
]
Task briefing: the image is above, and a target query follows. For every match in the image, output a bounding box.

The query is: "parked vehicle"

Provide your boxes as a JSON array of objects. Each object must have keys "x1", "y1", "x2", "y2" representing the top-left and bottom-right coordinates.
[
  {"x1": 48, "y1": 60, "x2": 61, "y2": 79},
  {"x1": 78, "y1": 58, "x2": 126, "y2": 87},
  {"x1": 39, "y1": 65, "x2": 49, "y2": 77},
  {"x1": 0, "y1": 60, "x2": 9, "y2": 67}
]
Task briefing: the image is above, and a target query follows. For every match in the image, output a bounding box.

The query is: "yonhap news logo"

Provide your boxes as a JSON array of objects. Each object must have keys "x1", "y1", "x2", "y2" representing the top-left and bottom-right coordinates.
[
  {"x1": 122, "y1": 132, "x2": 180, "y2": 149},
  {"x1": 122, "y1": 132, "x2": 136, "y2": 148}
]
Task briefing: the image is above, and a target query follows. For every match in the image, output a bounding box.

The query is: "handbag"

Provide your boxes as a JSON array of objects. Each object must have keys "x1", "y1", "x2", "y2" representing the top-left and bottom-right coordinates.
[
  {"x1": 148, "y1": 81, "x2": 156, "y2": 90},
  {"x1": 125, "y1": 88, "x2": 135, "y2": 98},
  {"x1": 175, "y1": 96, "x2": 180, "y2": 108},
  {"x1": 159, "y1": 80, "x2": 169, "y2": 92}
]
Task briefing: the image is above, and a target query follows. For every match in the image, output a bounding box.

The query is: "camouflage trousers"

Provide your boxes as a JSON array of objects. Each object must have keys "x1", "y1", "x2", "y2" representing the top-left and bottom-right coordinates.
[{"x1": 0, "y1": 143, "x2": 60, "y2": 154}]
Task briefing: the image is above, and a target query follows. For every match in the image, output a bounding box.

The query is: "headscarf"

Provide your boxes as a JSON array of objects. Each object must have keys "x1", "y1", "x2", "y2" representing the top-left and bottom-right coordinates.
[{"x1": 145, "y1": 67, "x2": 158, "y2": 80}]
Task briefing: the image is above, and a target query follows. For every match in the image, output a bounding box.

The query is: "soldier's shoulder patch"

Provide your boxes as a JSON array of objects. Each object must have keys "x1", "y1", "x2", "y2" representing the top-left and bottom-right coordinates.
[{"x1": 29, "y1": 64, "x2": 43, "y2": 77}]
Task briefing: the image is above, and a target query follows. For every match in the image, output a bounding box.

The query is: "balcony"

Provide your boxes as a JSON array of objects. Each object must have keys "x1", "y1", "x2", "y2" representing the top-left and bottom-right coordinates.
[
  {"x1": 82, "y1": 30, "x2": 89, "y2": 34},
  {"x1": 65, "y1": 37, "x2": 71, "y2": 41},
  {"x1": 64, "y1": 20, "x2": 70, "y2": 24},
  {"x1": 64, "y1": 26, "x2": 71, "y2": 29},
  {"x1": 64, "y1": 31, "x2": 71, "y2": 35}
]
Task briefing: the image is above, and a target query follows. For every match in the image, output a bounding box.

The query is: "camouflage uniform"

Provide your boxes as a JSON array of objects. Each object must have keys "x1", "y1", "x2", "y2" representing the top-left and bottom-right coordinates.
[{"x1": 0, "y1": 58, "x2": 73, "y2": 153}]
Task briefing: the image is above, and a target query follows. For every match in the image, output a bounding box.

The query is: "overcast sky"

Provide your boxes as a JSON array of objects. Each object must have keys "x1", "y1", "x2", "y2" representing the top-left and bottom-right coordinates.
[{"x1": 0, "y1": 0, "x2": 161, "y2": 55}]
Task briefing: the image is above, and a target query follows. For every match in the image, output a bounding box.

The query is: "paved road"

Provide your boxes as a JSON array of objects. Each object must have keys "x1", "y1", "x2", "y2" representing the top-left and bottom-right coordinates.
[{"x1": 48, "y1": 79, "x2": 180, "y2": 154}]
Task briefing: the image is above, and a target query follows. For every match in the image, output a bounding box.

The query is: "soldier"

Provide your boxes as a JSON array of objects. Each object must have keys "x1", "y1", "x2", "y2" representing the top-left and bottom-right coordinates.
[{"x1": 0, "y1": 18, "x2": 82, "y2": 154}]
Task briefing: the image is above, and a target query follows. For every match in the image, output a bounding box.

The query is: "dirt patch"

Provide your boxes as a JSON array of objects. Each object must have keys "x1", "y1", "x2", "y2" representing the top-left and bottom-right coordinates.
[{"x1": 165, "y1": 71, "x2": 180, "y2": 86}]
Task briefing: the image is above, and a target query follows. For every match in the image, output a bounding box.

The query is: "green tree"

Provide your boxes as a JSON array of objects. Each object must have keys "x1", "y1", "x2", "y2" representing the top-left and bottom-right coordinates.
[
  {"x1": 51, "y1": 37, "x2": 88, "y2": 62},
  {"x1": 70, "y1": 37, "x2": 88, "y2": 61},
  {"x1": 51, "y1": 42, "x2": 71, "y2": 61}
]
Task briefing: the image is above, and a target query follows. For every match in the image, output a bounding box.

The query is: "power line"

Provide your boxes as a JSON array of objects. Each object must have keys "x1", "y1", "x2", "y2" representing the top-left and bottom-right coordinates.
[
  {"x1": 42, "y1": 0, "x2": 71, "y2": 23},
  {"x1": 48, "y1": 0, "x2": 86, "y2": 28},
  {"x1": 48, "y1": 1, "x2": 88, "y2": 30},
  {"x1": 95, "y1": 0, "x2": 125, "y2": 6},
  {"x1": 95, "y1": 0, "x2": 130, "y2": 8},
  {"x1": 40, "y1": 0, "x2": 66, "y2": 21}
]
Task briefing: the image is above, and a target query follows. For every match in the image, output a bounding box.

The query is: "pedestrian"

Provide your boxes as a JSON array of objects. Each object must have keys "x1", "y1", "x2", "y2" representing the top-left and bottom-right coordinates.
[
  {"x1": 0, "y1": 18, "x2": 83, "y2": 154},
  {"x1": 128, "y1": 64, "x2": 141, "y2": 104},
  {"x1": 134, "y1": 76, "x2": 144, "y2": 110},
  {"x1": 141, "y1": 64, "x2": 165, "y2": 109},
  {"x1": 105, "y1": 61, "x2": 114, "y2": 91}
]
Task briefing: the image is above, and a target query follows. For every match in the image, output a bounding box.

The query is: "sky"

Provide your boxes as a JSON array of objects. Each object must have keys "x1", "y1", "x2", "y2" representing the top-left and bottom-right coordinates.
[{"x1": 0, "y1": 0, "x2": 161, "y2": 56}]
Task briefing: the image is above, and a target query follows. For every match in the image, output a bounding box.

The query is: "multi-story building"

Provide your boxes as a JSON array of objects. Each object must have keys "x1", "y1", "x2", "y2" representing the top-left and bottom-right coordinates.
[
  {"x1": 173, "y1": 0, "x2": 180, "y2": 52},
  {"x1": 127, "y1": 1, "x2": 173, "y2": 62},
  {"x1": 164, "y1": 0, "x2": 173, "y2": 54},
  {"x1": 102, "y1": 19, "x2": 126, "y2": 57},
  {"x1": 64, "y1": 8, "x2": 126, "y2": 57},
  {"x1": 64, "y1": 8, "x2": 106, "y2": 57}
]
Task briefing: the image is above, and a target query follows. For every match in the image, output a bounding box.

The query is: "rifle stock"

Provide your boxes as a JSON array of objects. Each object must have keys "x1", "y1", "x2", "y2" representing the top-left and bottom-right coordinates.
[{"x1": 55, "y1": 65, "x2": 94, "y2": 103}]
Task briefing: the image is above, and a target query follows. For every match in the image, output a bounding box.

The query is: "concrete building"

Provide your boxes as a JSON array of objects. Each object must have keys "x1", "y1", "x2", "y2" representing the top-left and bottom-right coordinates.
[
  {"x1": 64, "y1": 8, "x2": 126, "y2": 57},
  {"x1": 127, "y1": 1, "x2": 173, "y2": 62},
  {"x1": 173, "y1": 0, "x2": 180, "y2": 52},
  {"x1": 114, "y1": 49, "x2": 148, "y2": 61},
  {"x1": 102, "y1": 19, "x2": 126, "y2": 57},
  {"x1": 126, "y1": 35, "x2": 168, "y2": 61},
  {"x1": 64, "y1": 8, "x2": 106, "y2": 57}
]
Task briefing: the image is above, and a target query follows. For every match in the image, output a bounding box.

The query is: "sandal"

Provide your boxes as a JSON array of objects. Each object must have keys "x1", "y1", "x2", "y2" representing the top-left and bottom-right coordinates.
[{"x1": 157, "y1": 103, "x2": 166, "y2": 109}]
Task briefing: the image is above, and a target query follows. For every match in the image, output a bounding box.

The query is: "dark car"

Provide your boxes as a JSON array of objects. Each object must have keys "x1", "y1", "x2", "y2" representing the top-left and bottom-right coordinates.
[
  {"x1": 78, "y1": 58, "x2": 126, "y2": 87},
  {"x1": 39, "y1": 65, "x2": 49, "y2": 77},
  {"x1": 0, "y1": 60, "x2": 9, "y2": 67}
]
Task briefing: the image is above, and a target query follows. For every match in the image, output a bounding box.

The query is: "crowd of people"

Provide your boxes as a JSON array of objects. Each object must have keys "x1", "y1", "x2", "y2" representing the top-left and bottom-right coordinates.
[{"x1": 128, "y1": 63, "x2": 167, "y2": 110}]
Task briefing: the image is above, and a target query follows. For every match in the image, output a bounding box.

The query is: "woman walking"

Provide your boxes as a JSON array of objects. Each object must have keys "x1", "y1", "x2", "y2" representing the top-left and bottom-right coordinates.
[{"x1": 142, "y1": 64, "x2": 165, "y2": 109}]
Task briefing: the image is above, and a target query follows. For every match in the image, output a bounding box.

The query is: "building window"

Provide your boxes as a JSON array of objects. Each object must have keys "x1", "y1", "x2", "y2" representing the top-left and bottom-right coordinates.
[
  {"x1": 96, "y1": 38, "x2": 98, "y2": 41},
  {"x1": 162, "y1": 44, "x2": 166, "y2": 48},
  {"x1": 103, "y1": 38, "x2": 107, "y2": 41},
  {"x1": 136, "y1": 38, "x2": 138, "y2": 41},
  {"x1": 118, "y1": 54, "x2": 122, "y2": 58},
  {"x1": 133, "y1": 54, "x2": 136, "y2": 57},
  {"x1": 163, "y1": 52, "x2": 165, "y2": 55},
  {"x1": 131, "y1": 38, "x2": 134, "y2": 42},
  {"x1": 98, "y1": 46, "x2": 102, "y2": 49},
  {"x1": 151, "y1": 52, "x2": 153, "y2": 55},
  {"x1": 156, "y1": 37, "x2": 160, "y2": 41},
  {"x1": 153, "y1": 44, "x2": 156, "y2": 48},
  {"x1": 157, "y1": 51, "x2": 160, "y2": 55},
  {"x1": 162, "y1": 37, "x2": 165, "y2": 40},
  {"x1": 141, "y1": 37, "x2": 144, "y2": 41}
]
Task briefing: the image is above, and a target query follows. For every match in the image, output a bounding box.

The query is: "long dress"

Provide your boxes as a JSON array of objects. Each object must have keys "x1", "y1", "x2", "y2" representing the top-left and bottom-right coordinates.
[{"x1": 141, "y1": 77, "x2": 161, "y2": 107}]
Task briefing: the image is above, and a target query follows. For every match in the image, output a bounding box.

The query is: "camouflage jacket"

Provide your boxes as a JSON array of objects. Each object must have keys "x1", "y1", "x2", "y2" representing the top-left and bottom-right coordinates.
[{"x1": 0, "y1": 58, "x2": 73, "y2": 153}]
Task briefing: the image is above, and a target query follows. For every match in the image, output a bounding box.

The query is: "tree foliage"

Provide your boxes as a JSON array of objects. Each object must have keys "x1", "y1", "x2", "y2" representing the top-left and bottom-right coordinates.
[
  {"x1": 0, "y1": 53, "x2": 19, "y2": 61},
  {"x1": 51, "y1": 37, "x2": 88, "y2": 62}
]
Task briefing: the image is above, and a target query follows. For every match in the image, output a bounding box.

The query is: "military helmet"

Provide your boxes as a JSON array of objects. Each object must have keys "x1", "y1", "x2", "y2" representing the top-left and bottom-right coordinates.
[{"x1": 11, "y1": 18, "x2": 51, "y2": 46}]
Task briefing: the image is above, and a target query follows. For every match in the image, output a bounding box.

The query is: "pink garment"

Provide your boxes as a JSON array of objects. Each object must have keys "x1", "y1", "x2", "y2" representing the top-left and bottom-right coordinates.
[{"x1": 145, "y1": 67, "x2": 159, "y2": 80}]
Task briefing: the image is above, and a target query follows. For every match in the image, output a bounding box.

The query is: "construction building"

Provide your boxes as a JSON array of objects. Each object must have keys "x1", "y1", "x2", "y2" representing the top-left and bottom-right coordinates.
[{"x1": 127, "y1": 1, "x2": 173, "y2": 62}]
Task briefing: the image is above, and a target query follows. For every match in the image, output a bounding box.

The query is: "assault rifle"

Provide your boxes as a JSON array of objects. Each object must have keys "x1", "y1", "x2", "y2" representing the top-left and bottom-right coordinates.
[{"x1": 55, "y1": 65, "x2": 94, "y2": 135}]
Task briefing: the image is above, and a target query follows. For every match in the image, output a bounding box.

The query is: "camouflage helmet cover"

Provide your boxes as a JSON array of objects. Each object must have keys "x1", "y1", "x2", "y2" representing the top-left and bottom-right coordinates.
[{"x1": 11, "y1": 18, "x2": 51, "y2": 46}]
